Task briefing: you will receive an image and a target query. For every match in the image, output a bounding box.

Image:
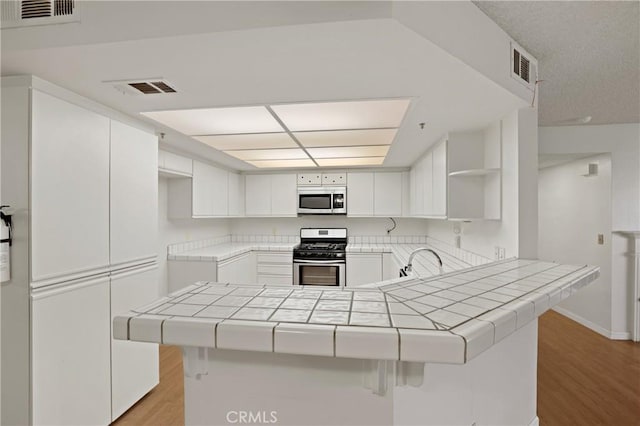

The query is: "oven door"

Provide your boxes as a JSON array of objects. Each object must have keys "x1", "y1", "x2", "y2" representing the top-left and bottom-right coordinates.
[
  {"x1": 298, "y1": 191, "x2": 333, "y2": 214},
  {"x1": 293, "y1": 260, "x2": 345, "y2": 286}
]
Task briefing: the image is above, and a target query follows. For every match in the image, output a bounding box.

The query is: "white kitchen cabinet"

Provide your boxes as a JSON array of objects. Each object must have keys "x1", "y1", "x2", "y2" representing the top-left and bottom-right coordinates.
[
  {"x1": 110, "y1": 265, "x2": 159, "y2": 421},
  {"x1": 158, "y1": 150, "x2": 192, "y2": 177},
  {"x1": 383, "y1": 253, "x2": 402, "y2": 281},
  {"x1": 423, "y1": 152, "x2": 434, "y2": 215},
  {"x1": 413, "y1": 160, "x2": 424, "y2": 216},
  {"x1": 297, "y1": 173, "x2": 321, "y2": 185},
  {"x1": 245, "y1": 174, "x2": 297, "y2": 217},
  {"x1": 374, "y1": 172, "x2": 403, "y2": 217},
  {"x1": 111, "y1": 120, "x2": 158, "y2": 268},
  {"x1": 193, "y1": 161, "x2": 228, "y2": 217},
  {"x1": 256, "y1": 251, "x2": 293, "y2": 286},
  {"x1": 228, "y1": 172, "x2": 245, "y2": 216},
  {"x1": 347, "y1": 172, "x2": 374, "y2": 216},
  {"x1": 31, "y1": 276, "x2": 112, "y2": 426},
  {"x1": 168, "y1": 260, "x2": 218, "y2": 293},
  {"x1": 271, "y1": 174, "x2": 297, "y2": 216},
  {"x1": 322, "y1": 172, "x2": 346, "y2": 186},
  {"x1": 31, "y1": 90, "x2": 110, "y2": 284},
  {"x1": 217, "y1": 252, "x2": 257, "y2": 284},
  {"x1": 432, "y1": 140, "x2": 448, "y2": 217},
  {"x1": 346, "y1": 254, "x2": 383, "y2": 287},
  {"x1": 245, "y1": 174, "x2": 272, "y2": 216}
]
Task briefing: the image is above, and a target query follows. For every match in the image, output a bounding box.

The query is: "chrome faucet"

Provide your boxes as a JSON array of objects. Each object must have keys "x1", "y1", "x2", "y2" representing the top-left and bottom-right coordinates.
[{"x1": 402, "y1": 248, "x2": 443, "y2": 276}]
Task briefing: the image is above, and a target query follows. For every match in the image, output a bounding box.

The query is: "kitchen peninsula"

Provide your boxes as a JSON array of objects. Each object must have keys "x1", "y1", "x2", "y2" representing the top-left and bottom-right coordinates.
[{"x1": 115, "y1": 258, "x2": 598, "y2": 426}]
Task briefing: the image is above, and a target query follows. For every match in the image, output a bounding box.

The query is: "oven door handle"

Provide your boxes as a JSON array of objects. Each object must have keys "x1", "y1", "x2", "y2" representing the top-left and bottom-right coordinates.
[{"x1": 294, "y1": 259, "x2": 345, "y2": 265}]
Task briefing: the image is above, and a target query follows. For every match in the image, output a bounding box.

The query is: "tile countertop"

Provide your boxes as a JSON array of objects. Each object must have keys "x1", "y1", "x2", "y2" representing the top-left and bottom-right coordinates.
[
  {"x1": 169, "y1": 240, "x2": 488, "y2": 277},
  {"x1": 115, "y1": 259, "x2": 599, "y2": 364}
]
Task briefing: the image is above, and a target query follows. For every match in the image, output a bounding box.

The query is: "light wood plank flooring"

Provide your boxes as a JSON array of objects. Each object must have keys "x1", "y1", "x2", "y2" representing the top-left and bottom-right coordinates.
[{"x1": 113, "y1": 310, "x2": 640, "y2": 425}]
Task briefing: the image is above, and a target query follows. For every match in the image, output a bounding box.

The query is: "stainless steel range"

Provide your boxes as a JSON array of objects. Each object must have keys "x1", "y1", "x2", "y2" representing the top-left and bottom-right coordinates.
[{"x1": 293, "y1": 228, "x2": 347, "y2": 287}]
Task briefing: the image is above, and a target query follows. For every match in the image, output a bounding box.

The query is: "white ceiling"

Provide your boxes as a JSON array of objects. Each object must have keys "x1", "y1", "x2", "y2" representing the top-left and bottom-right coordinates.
[
  {"x1": 1, "y1": 1, "x2": 526, "y2": 170},
  {"x1": 474, "y1": 1, "x2": 640, "y2": 126}
]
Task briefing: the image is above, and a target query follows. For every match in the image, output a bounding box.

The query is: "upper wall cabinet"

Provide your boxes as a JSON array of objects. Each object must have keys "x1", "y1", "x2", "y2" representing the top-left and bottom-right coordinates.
[
  {"x1": 245, "y1": 173, "x2": 297, "y2": 217},
  {"x1": 168, "y1": 161, "x2": 243, "y2": 218},
  {"x1": 347, "y1": 172, "x2": 404, "y2": 217},
  {"x1": 158, "y1": 150, "x2": 192, "y2": 178},
  {"x1": 447, "y1": 122, "x2": 502, "y2": 220},
  {"x1": 410, "y1": 137, "x2": 447, "y2": 218}
]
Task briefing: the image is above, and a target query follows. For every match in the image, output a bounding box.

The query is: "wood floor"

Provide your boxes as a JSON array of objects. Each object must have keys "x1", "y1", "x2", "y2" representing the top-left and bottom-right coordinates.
[{"x1": 113, "y1": 310, "x2": 640, "y2": 426}]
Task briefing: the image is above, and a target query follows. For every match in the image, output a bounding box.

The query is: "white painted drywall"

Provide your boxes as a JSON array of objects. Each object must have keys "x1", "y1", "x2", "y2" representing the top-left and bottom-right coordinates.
[
  {"x1": 426, "y1": 108, "x2": 538, "y2": 261},
  {"x1": 539, "y1": 154, "x2": 613, "y2": 335},
  {"x1": 158, "y1": 177, "x2": 231, "y2": 295},
  {"x1": 539, "y1": 123, "x2": 640, "y2": 338}
]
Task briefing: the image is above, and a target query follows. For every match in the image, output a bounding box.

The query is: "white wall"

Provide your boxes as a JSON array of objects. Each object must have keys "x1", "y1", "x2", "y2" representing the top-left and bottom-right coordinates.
[
  {"x1": 539, "y1": 154, "x2": 613, "y2": 335},
  {"x1": 231, "y1": 217, "x2": 428, "y2": 238},
  {"x1": 539, "y1": 123, "x2": 640, "y2": 339},
  {"x1": 158, "y1": 177, "x2": 231, "y2": 295},
  {"x1": 426, "y1": 108, "x2": 539, "y2": 260}
]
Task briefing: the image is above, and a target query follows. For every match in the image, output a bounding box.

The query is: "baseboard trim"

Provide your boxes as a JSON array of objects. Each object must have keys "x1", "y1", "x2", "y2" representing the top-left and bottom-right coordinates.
[
  {"x1": 528, "y1": 415, "x2": 539, "y2": 426},
  {"x1": 552, "y1": 307, "x2": 631, "y2": 340}
]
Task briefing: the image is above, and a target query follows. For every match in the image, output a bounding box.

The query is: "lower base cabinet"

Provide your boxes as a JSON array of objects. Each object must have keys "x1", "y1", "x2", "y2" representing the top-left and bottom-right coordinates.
[
  {"x1": 346, "y1": 254, "x2": 383, "y2": 287},
  {"x1": 217, "y1": 252, "x2": 257, "y2": 284},
  {"x1": 256, "y1": 252, "x2": 293, "y2": 286},
  {"x1": 111, "y1": 264, "x2": 160, "y2": 421},
  {"x1": 31, "y1": 276, "x2": 112, "y2": 426}
]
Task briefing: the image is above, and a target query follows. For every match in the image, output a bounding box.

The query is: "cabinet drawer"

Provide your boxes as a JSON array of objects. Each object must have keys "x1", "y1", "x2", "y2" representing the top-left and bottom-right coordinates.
[
  {"x1": 257, "y1": 264, "x2": 292, "y2": 276},
  {"x1": 256, "y1": 253, "x2": 292, "y2": 264},
  {"x1": 257, "y1": 275, "x2": 293, "y2": 286}
]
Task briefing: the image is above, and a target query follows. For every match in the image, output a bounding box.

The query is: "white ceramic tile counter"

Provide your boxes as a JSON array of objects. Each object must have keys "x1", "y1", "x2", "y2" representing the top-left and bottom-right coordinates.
[
  {"x1": 115, "y1": 258, "x2": 599, "y2": 364},
  {"x1": 168, "y1": 242, "x2": 296, "y2": 262}
]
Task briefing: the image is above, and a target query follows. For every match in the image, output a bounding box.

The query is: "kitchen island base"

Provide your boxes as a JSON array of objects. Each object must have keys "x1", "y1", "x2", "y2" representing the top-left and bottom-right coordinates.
[{"x1": 182, "y1": 321, "x2": 537, "y2": 426}]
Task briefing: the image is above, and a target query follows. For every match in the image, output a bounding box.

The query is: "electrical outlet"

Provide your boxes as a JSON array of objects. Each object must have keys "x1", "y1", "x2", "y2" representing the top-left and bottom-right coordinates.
[{"x1": 597, "y1": 234, "x2": 604, "y2": 245}]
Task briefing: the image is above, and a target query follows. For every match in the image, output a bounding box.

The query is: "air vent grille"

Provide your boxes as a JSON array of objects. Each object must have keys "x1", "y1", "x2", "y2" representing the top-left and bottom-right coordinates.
[
  {"x1": 21, "y1": 0, "x2": 51, "y2": 19},
  {"x1": 510, "y1": 42, "x2": 536, "y2": 90},
  {"x1": 106, "y1": 78, "x2": 178, "y2": 96},
  {"x1": 54, "y1": 0, "x2": 74, "y2": 16}
]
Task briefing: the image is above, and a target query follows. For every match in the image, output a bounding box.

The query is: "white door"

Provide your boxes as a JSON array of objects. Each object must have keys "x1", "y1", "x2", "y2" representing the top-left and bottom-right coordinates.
[
  {"x1": 245, "y1": 174, "x2": 272, "y2": 216},
  {"x1": 374, "y1": 172, "x2": 402, "y2": 216},
  {"x1": 31, "y1": 276, "x2": 111, "y2": 426},
  {"x1": 347, "y1": 173, "x2": 374, "y2": 216},
  {"x1": 31, "y1": 90, "x2": 110, "y2": 284},
  {"x1": 271, "y1": 174, "x2": 297, "y2": 216},
  {"x1": 111, "y1": 265, "x2": 160, "y2": 421},
  {"x1": 110, "y1": 120, "x2": 158, "y2": 268}
]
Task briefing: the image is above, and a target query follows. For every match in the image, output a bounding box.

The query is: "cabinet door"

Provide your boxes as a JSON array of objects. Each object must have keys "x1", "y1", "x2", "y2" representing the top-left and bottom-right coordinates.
[
  {"x1": 374, "y1": 172, "x2": 402, "y2": 216},
  {"x1": 245, "y1": 174, "x2": 272, "y2": 216},
  {"x1": 218, "y1": 252, "x2": 256, "y2": 284},
  {"x1": 32, "y1": 276, "x2": 111, "y2": 426},
  {"x1": 162, "y1": 151, "x2": 192, "y2": 175},
  {"x1": 31, "y1": 90, "x2": 110, "y2": 283},
  {"x1": 192, "y1": 161, "x2": 215, "y2": 216},
  {"x1": 423, "y1": 152, "x2": 434, "y2": 216},
  {"x1": 271, "y1": 174, "x2": 297, "y2": 216},
  {"x1": 111, "y1": 265, "x2": 159, "y2": 421},
  {"x1": 432, "y1": 141, "x2": 447, "y2": 216},
  {"x1": 211, "y1": 166, "x2": 229, "y2": 216},
  {"x1": 347, "y1": 173, "x2": 374, "y2": 216},
  {"x1": 228, "y1": 172, "x2": 244, "y2": 216},
  {"x1": 414, "y1": 160, "x2": 424, "y2": 216},
  {"x1": 110, "y1": 120, "x2": 158, "y2": 267},
  {"x1": 346, "y1": 254, "x2": 382, "y2": 287}
]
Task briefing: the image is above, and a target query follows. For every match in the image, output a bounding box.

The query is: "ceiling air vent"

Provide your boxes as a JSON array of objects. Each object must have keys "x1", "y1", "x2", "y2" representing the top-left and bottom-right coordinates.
[
  {"x1": 1, "y1": 0, "x2": 78, "y2": 28},
  {"x1": 106, "y1": 79, "x2": 179, "y2": 96},
  {"x1": 510, "y1": 42, "x2": 537, "y2": 91}
]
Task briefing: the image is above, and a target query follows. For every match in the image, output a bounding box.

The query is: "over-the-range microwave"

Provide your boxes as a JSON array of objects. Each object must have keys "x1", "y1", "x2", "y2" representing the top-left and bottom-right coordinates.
[{"x1": 297, "y1": 187, "x2": 346, "y2": 215}]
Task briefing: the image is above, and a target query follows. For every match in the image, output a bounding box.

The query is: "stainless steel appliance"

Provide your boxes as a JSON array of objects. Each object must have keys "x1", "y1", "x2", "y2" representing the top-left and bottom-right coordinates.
[
  {"x1": 297, "y1": 186, "x2": 346, "y2": 215},
  {"x1": 293, "y1": 228, "x2": 347, "y2": 286}
]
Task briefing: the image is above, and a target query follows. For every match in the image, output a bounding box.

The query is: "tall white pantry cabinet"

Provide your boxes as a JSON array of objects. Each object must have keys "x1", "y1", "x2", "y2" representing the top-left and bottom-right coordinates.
[{"x1": 1, "y1": 76, "x2": 159, "y2": 426}]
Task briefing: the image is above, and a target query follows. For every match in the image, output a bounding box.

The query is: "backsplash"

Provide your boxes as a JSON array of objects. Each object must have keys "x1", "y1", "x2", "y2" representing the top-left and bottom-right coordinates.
[{"x1": 167, "y1": 233, "x2": 491, "y2": 267}]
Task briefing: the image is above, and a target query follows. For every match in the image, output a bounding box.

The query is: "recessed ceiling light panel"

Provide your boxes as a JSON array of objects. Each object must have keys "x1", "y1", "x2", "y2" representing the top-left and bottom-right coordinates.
[
  {"x1": 306, "y1": 145, "x2": 389, "y2": 159},
  {"x1": 142, "y1": 106, "x2": 283, "y2": 135},
  {"x1": 247, "y1": 159, "x2": 317, "y2": 168},
  {"x1": 224, "y1": 148, "x2": 309, "y2": 161},
  {"x1": 294, "y1": 128, "x2": 398, "y2": 147},
  {"x1": 316, "y1": 157, "x2": 386, "y2": 167},
  {"x1": 195, "y1": 133, "x2": 298, "y2": 150},
  {"x1": 271, "y1": 98, "x2": 411, "y2": 131}
]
